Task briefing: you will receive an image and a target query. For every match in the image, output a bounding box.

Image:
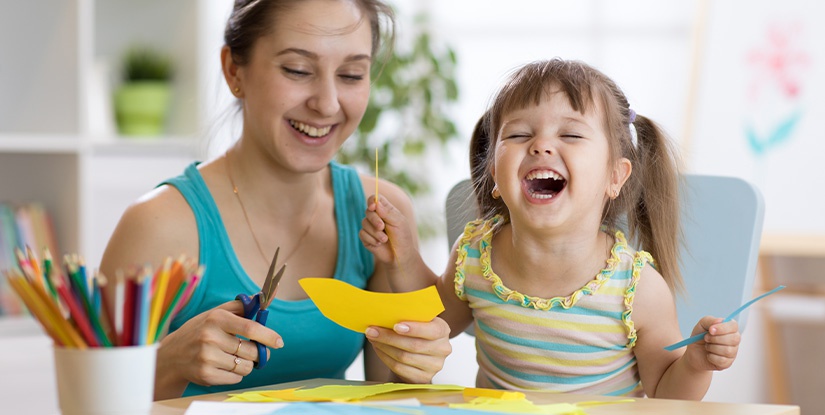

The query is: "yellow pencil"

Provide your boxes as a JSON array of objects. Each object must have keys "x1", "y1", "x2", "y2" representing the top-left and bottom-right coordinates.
[
  {"x1": 28, "y1": 271, "x2": 86, "y2": 349},
  {"x1": 7, "y1": 272, "x2": 72, "y2": 347},
  {"x1": 147, "y1": 257, "x2": 172, "y2": 342}
]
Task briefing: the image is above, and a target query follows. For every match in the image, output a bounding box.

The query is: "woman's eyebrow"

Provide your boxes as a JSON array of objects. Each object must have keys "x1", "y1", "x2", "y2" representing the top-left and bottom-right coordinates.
[{"x1": 276, "y1": 47, "x2": 371, "y2": 62}]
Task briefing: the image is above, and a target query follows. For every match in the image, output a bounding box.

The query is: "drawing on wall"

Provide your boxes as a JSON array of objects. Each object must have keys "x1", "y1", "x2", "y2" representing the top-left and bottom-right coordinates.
[
  {"x1": 687, "y1": 0, "x2": 825, "y2": 236},
  {"x1": 744, "y1": 23, "x2": 809, "y2": 156}
]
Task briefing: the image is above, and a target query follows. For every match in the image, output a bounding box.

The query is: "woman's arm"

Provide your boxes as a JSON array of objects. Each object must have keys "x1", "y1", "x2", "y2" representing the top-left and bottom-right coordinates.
[{"x1": 100, "y1": 186, "x2": 282, "y2": 400}]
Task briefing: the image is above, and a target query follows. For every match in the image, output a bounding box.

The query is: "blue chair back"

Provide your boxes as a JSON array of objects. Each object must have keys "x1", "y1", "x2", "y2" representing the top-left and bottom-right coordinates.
[{"x1": 444, "y1": 175, "x2": 765, "y2": 337}]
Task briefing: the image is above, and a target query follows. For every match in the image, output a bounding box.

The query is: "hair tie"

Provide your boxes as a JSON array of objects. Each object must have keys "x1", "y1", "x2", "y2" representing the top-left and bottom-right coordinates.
[{"x1": 628, "y1": 108, "x2": 636, "y2": 123}]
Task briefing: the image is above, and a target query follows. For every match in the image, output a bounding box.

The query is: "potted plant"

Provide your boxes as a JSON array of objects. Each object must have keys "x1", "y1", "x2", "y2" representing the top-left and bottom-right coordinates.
[
  {"x1": 337, "y1": 13, "x2": 460, "y2": 238},
  {"x1": 114, "y1": 46, "x2": 173, "y2": 136}
]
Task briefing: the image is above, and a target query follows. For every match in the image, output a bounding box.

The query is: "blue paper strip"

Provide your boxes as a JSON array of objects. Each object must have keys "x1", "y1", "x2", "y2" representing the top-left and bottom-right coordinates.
[{"x1": 664, "y1": 285, "x2": 785, "y2": 351}]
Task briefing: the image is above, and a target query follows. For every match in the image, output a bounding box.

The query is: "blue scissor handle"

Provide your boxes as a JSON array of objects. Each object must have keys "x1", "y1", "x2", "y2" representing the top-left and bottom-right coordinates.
[{"x1": 235, "y1": 293, "x2": 269, "y2": 369}]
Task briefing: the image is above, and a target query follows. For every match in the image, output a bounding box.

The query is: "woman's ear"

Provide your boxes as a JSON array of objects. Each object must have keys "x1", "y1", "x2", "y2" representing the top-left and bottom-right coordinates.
[{"x1": 221, "y1": 45, "x2": 243, "y2": 97}]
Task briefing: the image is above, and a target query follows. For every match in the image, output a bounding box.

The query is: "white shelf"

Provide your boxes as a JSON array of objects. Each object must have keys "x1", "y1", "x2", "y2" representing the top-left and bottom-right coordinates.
[
  {"x1": 0, "y1": 135, "x2": 82, "y2": 154},
  {"x1": 89, "y1": 135, "x2": 202, "y2": 158},
  {"x1": 0, "y1": 0, "x2": 218, "y2": 310}
]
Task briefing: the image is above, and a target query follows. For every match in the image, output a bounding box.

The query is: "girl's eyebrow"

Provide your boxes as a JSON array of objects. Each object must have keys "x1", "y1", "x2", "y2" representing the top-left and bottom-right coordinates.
[{"x1": 276, "y1": 47, "x2": 371, "y2": 62}]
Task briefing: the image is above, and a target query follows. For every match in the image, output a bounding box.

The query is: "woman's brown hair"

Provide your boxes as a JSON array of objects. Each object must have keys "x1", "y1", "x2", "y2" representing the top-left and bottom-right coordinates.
[{"x1": 224, "y1": 0, "x2": 395, "y2": 66}]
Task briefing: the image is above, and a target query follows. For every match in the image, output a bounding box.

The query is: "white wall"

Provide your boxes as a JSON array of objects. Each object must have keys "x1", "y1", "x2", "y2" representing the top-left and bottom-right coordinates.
[{"x1": 399, "y1": 0, "x2": 771, "y2": 405}]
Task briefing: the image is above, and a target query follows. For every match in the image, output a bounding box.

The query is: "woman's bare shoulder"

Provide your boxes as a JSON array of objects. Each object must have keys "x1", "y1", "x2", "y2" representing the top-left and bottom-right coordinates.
[{"x1": 100, "y1": 184, "x2": 198, "y2": 276}]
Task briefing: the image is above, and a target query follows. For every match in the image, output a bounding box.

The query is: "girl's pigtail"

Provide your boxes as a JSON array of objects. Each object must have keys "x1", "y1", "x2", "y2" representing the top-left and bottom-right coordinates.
[{"x1": 628, "y1": 115, "x2": 684, "y2": 292}]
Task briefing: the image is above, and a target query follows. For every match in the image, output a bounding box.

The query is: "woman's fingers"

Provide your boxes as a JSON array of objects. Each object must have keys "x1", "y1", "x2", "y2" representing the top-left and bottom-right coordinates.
[
  {"x1": 365, "y1": 318, "x2": 452, "y2": 383},
  {"x1": 216, "y1": 300, "x2": 285, "y2": 353},
  {"x1": 160, "y1": 301, "x2": 282, "y2": 386}
]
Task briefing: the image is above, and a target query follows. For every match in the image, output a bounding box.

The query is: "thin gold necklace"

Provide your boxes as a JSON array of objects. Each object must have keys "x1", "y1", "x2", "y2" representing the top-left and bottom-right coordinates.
[{"x1": 225, "y1": 150, "x2": 319, "y2": 268}]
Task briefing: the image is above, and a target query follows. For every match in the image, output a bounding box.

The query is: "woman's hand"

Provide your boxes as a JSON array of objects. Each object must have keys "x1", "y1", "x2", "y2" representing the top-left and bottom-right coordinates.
[
  {"x1": 153, "y1": 300, "x2": 284, "y2": 400},
  {"x1": 365, "y1": 317, "x2": 452, "y2": 383},
  {"x1": 684, "y1": 316, "x2": 740, "y2": 372}
]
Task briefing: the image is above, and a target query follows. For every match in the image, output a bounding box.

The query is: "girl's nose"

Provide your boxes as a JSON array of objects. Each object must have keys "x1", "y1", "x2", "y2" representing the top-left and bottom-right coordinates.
[
  {"x1": 307, "y1": 76, "x2": 340, "y2": 117},
  {"x1": 529, "y1": 135, "x2": 554, "y2": 156}
]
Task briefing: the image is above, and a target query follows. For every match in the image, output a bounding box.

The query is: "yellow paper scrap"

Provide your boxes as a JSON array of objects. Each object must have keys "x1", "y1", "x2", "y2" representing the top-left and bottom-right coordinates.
[
  {"x1": 299, "y1": 278, "x2": 445, "y2": 333},
  {"x1": 464, "y1": 387, "x2": 526, "y2": 400},
  {"x1": 294, "y1": 383, "x2": 464, "y2": 402},
  {"x1": 450, "y1": 397, "x2": 586, "y2": 414},
  {"x1": 226, "y1": 383, "x2": 464, "y2": 403}
]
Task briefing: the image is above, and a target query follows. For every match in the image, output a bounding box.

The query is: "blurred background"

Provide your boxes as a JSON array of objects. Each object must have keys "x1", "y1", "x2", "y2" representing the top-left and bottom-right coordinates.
[{"x1": 1, "y1": 0, "x2": 823, "y2": 413}]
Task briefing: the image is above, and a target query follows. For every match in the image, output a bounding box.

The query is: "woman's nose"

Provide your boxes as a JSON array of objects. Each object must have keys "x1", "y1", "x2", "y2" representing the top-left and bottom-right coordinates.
[{"x1": 307, "y1": 76, "x2": 341, "y2": 117}]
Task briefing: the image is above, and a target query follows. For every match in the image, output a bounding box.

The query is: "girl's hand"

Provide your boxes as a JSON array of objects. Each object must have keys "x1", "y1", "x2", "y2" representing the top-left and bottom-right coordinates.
[
  {"x1": 684, "y1": 316, "x2": 741, "y2": 372},
  {"x1": 365, "y1": 317, "x2": 452, "y2": 383},
  {"x1": 154, "y1": 300, "x2": 284, "y2": 399},
  {"x1": 360, "y1": 195, "x2": 416, "y2": 266}
]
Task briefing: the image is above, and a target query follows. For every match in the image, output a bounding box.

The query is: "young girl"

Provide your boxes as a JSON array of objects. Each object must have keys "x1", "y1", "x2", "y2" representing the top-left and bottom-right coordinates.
[{"x1": 360, "y1": 58, "x2": 740, "y2": 399}]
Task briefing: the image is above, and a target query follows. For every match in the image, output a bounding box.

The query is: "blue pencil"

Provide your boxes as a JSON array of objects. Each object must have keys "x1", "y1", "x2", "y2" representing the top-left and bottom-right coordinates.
[
  {"x1": 133, "y1": 272, "x2": 145, "y2": 345},
  {"x1": 137, "y1": 267, "x2": 153, "y2": 345}
]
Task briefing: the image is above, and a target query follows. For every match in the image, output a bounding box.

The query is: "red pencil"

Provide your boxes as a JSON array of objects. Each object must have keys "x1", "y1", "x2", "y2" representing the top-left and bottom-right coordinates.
[
  {"x1": 121, "y1": 271, "x2": 137, "y2": 347},
  {"x1": 51, "y1": 275, "x2": 100, "y2": 347}
]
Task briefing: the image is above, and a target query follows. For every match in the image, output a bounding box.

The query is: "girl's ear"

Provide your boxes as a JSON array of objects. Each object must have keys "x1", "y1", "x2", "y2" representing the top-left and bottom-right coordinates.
[
  {"x1": 609, "y1": 158, "x2": 632, "y2": 198},
  {"x1": 221, "y1": 45, "x2": 243, "y2": 97}
]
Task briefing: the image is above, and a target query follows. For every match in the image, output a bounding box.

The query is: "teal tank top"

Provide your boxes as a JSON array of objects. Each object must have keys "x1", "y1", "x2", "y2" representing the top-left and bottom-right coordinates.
[{"x1": 163, "y1": 161, "x2": 374, "y2": 396}]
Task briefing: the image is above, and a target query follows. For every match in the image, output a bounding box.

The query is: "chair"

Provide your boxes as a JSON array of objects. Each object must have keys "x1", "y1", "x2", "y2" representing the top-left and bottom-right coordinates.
[{"x1": 444, "y1": 175, "x2": 765, "y2": 337}]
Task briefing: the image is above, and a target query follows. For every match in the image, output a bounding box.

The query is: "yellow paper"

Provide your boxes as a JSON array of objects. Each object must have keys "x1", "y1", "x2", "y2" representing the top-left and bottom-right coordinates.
[
  {"x1": 450, "y1": 397, "x2": 586, "y2": 414},
  {"x1": 226, "y1": 383, "x2": 464, "y2": 403},
  {"x1": 464, "y1": 387, "x2": 526, "y2": 400},
  {"x1": 299, "y1": 278, "x2": 445, "y2": 332},
  {"x1": 294, "y1": 383, "x2": 463, "y2": 401}
]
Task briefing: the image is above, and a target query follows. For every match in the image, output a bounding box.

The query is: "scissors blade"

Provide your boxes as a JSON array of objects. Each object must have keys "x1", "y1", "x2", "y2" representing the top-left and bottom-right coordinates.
[{"x1": 260, "y1": 247, "x2": 285, "y2": 309}]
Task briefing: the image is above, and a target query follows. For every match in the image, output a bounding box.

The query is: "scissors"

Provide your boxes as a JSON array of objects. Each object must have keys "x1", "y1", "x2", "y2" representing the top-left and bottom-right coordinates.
[{"x1": 235, "y1": 247, "x2": 286, "y2": 369}]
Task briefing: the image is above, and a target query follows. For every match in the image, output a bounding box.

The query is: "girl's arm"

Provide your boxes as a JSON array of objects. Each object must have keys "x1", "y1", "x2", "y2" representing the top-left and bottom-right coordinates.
[
  {"x1": 632, "y1": 265, "x2": 741, "y2": 399},
  {"x1": 359, "y1": 176, "x2": 451, "y2": 383},
  {"x1": 359, "y1": 179, "x2": 474, "y2": 336}
]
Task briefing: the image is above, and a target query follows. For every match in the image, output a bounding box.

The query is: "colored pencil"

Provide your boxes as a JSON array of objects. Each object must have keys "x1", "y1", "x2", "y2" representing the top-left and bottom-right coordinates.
[
  {"x1": 42, "y1": 248, "x2": 58, "y2": 301},
  {"x1": 65, "y1": 260, "x2": 112, "y2": 347},
  {"x1": 154, "y1": 278, "x2": 189, "y2": 343},
  {"x1": 94, "y1": 272, "x2": 116, "y2": 344},
  {"x1": 147, "y1": 257, "x2": 172, "y2": 343},
  {"x1": 6, "y1": 271, "x2": 68, "y2": 347},
  {"x1": 51, "y1": 274, "x2": 100, "y2": 347},
  {"x1": 4, "y1": 252, "x2": 199, "y2": 348},
  {"x1": 27, "y1": 270, "x2": 86, "y2": 349},
  {"x1": 122, "y1": 273, "x2": 137, "y2": 346},
  {"x1": 136, "y1": 267, "x2": 153, "y2": 345}
]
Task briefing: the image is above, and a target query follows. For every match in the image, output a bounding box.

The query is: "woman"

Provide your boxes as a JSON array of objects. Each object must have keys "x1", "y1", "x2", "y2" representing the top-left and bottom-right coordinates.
[{"x1": 100, "y1": 0, "x2": 451, "y2": 400}]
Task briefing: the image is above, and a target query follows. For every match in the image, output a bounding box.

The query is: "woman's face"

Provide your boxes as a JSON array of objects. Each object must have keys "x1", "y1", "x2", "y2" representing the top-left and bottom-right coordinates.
[{"x1": 235, "y1": 0, "x2": 373, "y2": 172}]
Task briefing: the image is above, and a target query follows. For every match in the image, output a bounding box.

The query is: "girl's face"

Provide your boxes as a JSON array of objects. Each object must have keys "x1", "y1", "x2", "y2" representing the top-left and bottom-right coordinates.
[
  {"x1": 231, "y1": 0, "x2": 373, "y2": 172},
  {"x1": 492, "y1": 89, "x2": 630, "y2": 233}
]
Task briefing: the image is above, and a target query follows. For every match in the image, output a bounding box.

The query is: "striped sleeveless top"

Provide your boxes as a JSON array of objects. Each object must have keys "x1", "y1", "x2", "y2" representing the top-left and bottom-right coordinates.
[{"x1": 454, "y1": 216, "x2": 653, "y2": 397}]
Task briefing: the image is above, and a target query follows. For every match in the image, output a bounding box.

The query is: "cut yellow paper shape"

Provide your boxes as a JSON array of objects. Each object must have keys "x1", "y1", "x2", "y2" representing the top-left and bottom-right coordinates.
[{"x1": 299, "y1": 278, "x2": 445, "y2": 333}]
